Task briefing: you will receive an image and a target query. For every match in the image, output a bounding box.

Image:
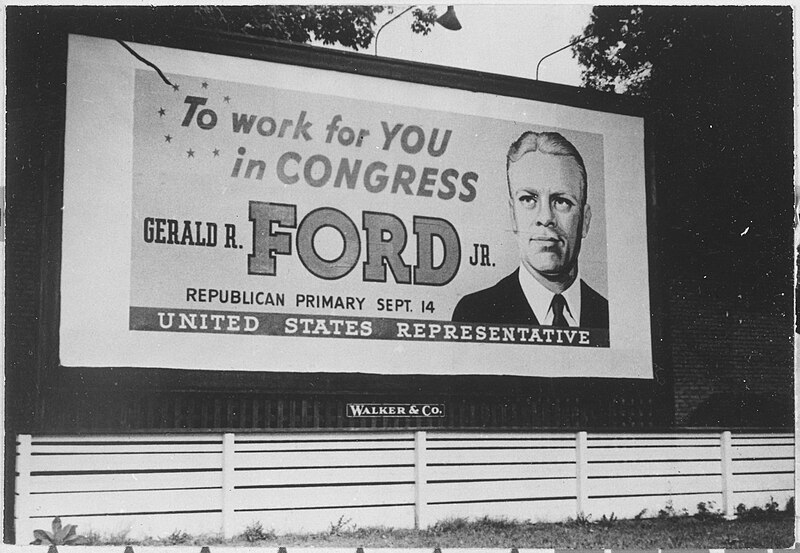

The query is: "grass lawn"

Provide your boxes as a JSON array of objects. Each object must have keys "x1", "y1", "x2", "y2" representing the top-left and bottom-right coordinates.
[
  {"x1": 94, "y1": 514, "x2": 796, "y2": 549},
  {"x1": 263, "y1": 517, "x2": 796, "y2": 549}
]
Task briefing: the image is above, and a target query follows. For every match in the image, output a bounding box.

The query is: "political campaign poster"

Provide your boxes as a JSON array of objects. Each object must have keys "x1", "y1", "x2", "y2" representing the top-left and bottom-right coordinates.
[{"x1": 60, "y1": 34, "x2": 652, "y2": 377}]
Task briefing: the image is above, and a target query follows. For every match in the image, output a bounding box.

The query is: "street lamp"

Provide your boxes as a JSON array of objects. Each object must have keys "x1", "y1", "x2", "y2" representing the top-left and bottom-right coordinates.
[
  {"x1": 436, "y1": 6, "x2": 462, "y2": 30},
  {"x1": 374, "y1": 5, "x2": 462, "y2": 56},
  {"x1": 535, "y1": 34, "x2": 593, "y2": 81}
]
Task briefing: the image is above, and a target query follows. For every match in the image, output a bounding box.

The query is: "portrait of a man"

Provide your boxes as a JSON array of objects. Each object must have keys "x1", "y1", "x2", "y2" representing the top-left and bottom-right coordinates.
[{"x1": 452, "y1": 131, "x2": 608, "y2": 329}]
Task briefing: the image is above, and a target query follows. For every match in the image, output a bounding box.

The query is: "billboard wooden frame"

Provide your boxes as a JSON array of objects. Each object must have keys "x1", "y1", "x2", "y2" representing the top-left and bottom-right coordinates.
[{"x1": 11, "y1": 17, "x2": 670, "y2": 435}]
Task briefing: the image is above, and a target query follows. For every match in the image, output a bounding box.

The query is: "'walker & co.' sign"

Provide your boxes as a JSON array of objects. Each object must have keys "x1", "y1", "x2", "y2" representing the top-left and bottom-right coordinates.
[{"x1": 346, "y1": 404, "x2": 446, "y2": 418}]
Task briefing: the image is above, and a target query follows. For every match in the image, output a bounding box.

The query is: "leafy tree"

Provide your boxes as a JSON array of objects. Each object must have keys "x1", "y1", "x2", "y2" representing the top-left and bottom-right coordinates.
[
  {"x1": 18, "y1": 5, "x2": 439, "y2": 52},
  {"x1": 572, "y1": 6, "x2": 793, "y2": 310},
  {"x1": 194, "y1": 5, "x2": 440, "y2": 49}
]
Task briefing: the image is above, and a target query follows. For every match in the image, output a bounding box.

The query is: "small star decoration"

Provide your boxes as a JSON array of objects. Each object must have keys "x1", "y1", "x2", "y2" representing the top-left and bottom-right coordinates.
[
  {"x1": 223, "y1": 96, "x2": 231, "y2": 103},
  {"x1": 157, "y1": 107, "x2": 166, "y2": 117},
  {"x1": 201, "y1": 82, "x2": 209, "y2": 89},
  {"x1": 164, "y1": 135, "x2": 172, "y2": 143},
  {"x1": 187, "y1": 149, "x2": 195, "y2": 158},
  {"x1": 213, "y1": 149, "x2": 220, "y2": 157},
  {"x1": 172, "y1": 83, "x2": 180, "y2": 92}
]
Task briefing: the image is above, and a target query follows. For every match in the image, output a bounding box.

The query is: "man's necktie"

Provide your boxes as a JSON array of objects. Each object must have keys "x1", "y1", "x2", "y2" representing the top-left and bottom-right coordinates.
[{"x1": 551, "y1": 294, "x2": 569, "y2": 328}]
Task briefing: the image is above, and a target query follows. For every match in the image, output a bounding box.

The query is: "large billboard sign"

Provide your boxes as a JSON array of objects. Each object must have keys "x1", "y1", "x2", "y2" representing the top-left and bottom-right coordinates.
[{"x1": 61, "y1": 35, "x2": 652, "y2": 377}]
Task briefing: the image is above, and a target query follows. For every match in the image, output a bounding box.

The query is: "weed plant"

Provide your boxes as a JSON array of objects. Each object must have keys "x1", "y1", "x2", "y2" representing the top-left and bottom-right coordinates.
[
  {"x1": 239, "y1": 521, "x2": 276, "y2": 542},
  {"x1": 30, "y1": 517, "x2": 88, "y2": 546},
  {"x1": 735, "y1": 496, "x2": 788, "y2": 521}
]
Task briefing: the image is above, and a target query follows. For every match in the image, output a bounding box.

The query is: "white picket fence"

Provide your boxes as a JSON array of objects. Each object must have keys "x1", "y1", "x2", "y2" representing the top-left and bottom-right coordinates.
[{"x1": 14, "y1": 431, "x2": 794, "y2": 542}]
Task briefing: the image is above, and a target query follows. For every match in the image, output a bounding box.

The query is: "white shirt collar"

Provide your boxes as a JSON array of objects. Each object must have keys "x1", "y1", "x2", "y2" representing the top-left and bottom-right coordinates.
[{"x1": 518, "y1": 266, "x2": 582, "y2": 327}]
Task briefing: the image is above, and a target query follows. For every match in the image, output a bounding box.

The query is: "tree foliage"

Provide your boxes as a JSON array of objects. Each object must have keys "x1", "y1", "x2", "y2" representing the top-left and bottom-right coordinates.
[
  {"x1": 10, "y1": 5, "x2": 440, "y2": 52},
  {"x1": 189, "y1": 6, "x2": 387, "y2": 49},
  {"x1": 573, "y1": 6, "x2": 793, "y2": 310},
  {"x1": 572, "y1": 6, "x2": 655, "y2": 95},
  {"x1": 126, "y1": 5, "x2": 438, "y2": 51},
  {"x1": 573, "y1": 6, "x2": 792, "y2": 98}
]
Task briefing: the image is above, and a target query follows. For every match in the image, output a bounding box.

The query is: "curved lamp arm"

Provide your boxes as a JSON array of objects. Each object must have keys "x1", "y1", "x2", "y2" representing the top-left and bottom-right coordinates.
[
  {"x1": 374, "y1": 6, "x2": 417, "y2": 56},
  {"x1": 374, "y1": 5, "x2": 461, "y2": 56},
  {"x1": 536, "y1": 33, "x2": 594, "y2": 81}
]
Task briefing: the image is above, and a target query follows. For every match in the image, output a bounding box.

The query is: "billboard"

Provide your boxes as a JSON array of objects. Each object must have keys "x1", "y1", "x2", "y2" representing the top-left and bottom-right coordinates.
[{"x1": 61, "y1": 34, "x2": 652, "y2": 377}]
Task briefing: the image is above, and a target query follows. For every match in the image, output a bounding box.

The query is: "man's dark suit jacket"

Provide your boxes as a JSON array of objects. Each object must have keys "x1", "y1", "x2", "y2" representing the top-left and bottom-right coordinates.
[{"x1": 451, "y1": 268, "x2": 609, "y2": 329}]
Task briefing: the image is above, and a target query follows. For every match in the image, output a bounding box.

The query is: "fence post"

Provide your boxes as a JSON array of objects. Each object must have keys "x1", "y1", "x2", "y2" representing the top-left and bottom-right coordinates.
[
  {"x1": 720, "y1": 431, "x2": 734, "y2": 519},
  {"x1": 575, "y1": 431, "x2": 589, "y2": 517},
  {"x1": 15, "y1": 434, "x2": 32, "y2": 542},
  {"x1": 222, "y1": 433, "x2": 236, "y2": 538},
  {"x1": 414, "y1": 431, "x2": 428, "y2": 530}
]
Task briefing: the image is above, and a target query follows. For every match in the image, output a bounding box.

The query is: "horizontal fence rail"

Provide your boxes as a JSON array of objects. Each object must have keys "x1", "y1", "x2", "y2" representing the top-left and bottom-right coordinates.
[{"x1": 14, "y1": 431, "x2": 794, "y2": 541}]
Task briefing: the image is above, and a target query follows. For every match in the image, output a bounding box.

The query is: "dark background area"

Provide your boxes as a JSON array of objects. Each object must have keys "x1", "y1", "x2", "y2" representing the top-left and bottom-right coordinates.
[{"x1": 5, "y1": 5, "x2": 794, "y2": 541}]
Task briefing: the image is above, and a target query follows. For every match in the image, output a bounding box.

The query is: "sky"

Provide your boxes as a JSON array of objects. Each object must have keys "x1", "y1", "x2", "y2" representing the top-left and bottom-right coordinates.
[{"x1": 318, "y1": 4, "x2": 595, "y2": 86}]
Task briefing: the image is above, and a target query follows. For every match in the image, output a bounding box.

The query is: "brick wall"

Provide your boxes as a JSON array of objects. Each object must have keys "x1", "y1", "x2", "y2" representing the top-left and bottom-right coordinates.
[{"x1": 666, "y1": 281, "x2": 793, "y2": 426}]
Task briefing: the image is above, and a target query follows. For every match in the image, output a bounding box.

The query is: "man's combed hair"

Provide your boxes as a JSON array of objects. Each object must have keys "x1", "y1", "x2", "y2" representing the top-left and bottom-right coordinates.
[{"x1": 506, "y1": 131, "x2": 588, "y2": 202}]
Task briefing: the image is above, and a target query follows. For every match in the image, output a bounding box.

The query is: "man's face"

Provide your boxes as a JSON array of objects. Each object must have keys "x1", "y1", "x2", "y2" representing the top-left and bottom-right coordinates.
[{"x1": 507, "y1": 152, "x2": 591, "y2": 283}]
